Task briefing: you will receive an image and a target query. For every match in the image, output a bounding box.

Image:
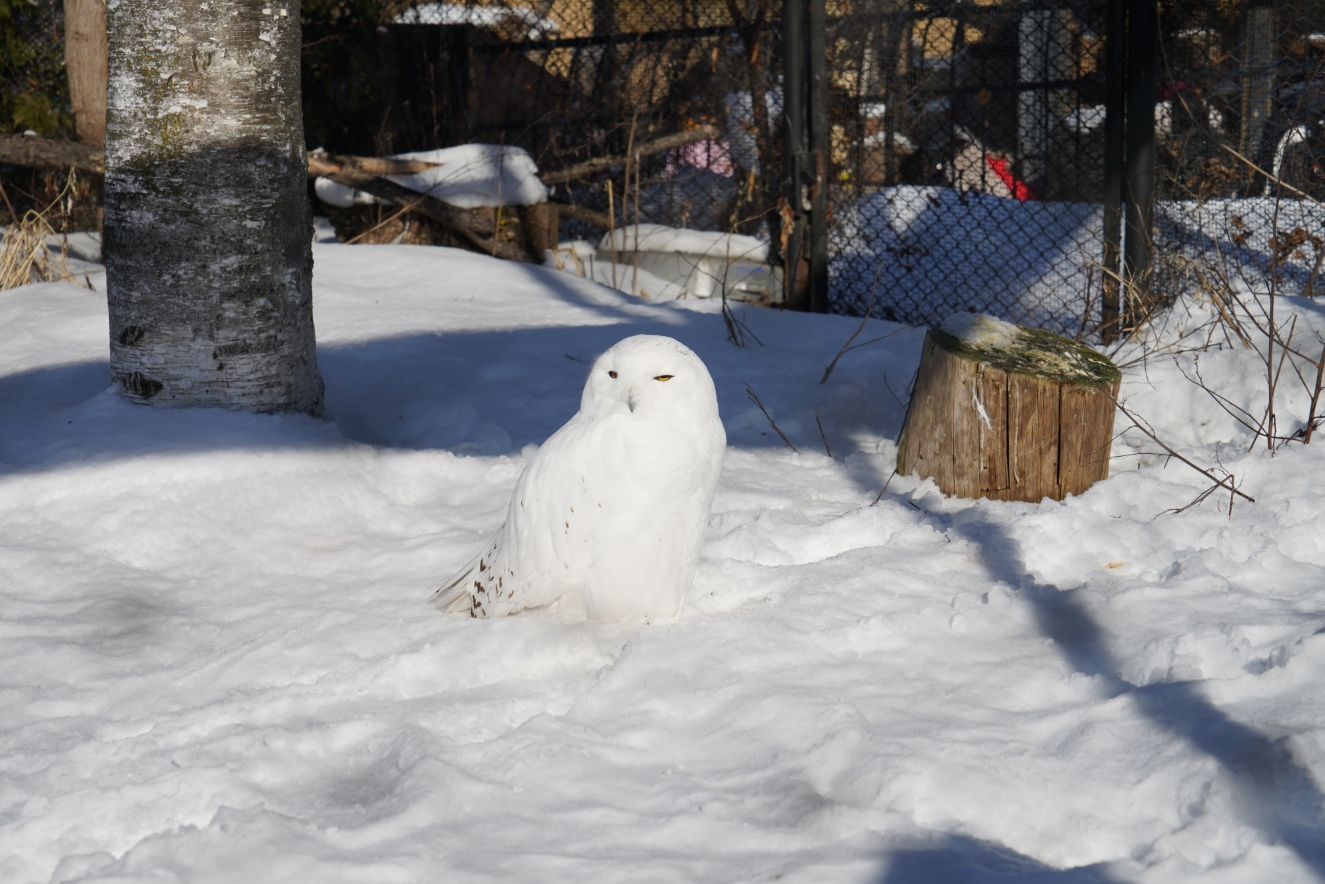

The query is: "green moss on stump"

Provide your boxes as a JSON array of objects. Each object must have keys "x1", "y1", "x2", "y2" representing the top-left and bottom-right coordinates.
[{"x1": 929, "y1": 325, "x2": 1120, "y2": 388}]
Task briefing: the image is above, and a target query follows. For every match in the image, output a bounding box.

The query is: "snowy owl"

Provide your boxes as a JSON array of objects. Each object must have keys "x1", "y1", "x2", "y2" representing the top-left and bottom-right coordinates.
[{"x1": 433, "y1": 335, "x2": 726, "y2": 622}]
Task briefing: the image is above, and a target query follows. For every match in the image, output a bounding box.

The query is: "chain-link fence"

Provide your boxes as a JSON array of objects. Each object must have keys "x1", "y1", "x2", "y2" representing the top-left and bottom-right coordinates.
[
  {"x1": 306, "y1": 1, "x2": 786, "y2": 249},
  {"x1": 823, "y1": 0, "x2": 1109, "y2": 332},
  {"x1": 7, "y1": 0, "x2": 1323, "y2": 330},
  {"x1": 0, "y1": 0, "x2": 70, "y2": 138},
  {"x1": 818, "y1": 0, "x2": 1325, "y2": 333},
  {"x1": 0, "y1": 0, "x2": 97, "y2": 229},
  {"x1": 1151, "y1": 0, "x2": 1325, "y2": 308}
]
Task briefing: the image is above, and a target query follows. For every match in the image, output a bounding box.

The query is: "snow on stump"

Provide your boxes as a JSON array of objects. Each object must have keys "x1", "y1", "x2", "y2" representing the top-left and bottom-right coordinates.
[{"x1": 897, "y1": 314, "x2": 1121, "y2": 502}]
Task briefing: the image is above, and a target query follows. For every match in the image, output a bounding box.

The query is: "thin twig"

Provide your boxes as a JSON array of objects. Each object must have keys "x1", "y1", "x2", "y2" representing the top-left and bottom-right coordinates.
[
  {"x1": 0, "y1": 178, "x2": 17, "y2": 225},
  {"x1": 1214, "y1": 140, "x2": 1325, "y2": 208},
  {"x1": 1305, "y1": 242, "x2": 1325, "y2": 297},
  {"x1": 870, "y1": 469, "x2": 898, "y2": 507},
  {"x1": 607, "y1": 180, "x2": 618, "y2": 291},
  {"x1": 344, "y1": 197, "x2": 425, "y2": 244},
  {"x1": 821, "y1": 324, "x2": 918, "y2": 385},
  {"x1": 624, "y1": 110, "x2": 638, "y2": 296},
  {"x1": 746, "y1": 385, "x2": 797, "y2": 452},
  {"x1": 1259, "y1": 194, "x2": 1285, "y2": 452},
  {"x1": 1113, "y1": 397, "x2": 1255, "y2": 505},
  {"x1": 722, "y1": 292, "x2": 763, "y2": 347},
  {"x1": 1182, "y1": 357, "x2": 1265, "y2": 436},
  {"x1": 540, "y1": 124, "x2": 719, "y2": 184},
  {"x1": 814, "y1": 411, "x2": 832, "y2": 457},
  {"x1": 1304, "y1": 341, "x2": 1325, "y2": 444},
  {"x1": 821, "y1": 263, "x2": 885, "y2": 384},
  {"x1": 882, "y1": 372, "x2": 906, "y2": 408}
]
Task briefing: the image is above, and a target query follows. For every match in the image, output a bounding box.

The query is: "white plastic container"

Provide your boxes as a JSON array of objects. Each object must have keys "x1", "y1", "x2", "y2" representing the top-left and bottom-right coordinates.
[{"x1": 596, "y1": 224, "x2": 782, "y2": 302}]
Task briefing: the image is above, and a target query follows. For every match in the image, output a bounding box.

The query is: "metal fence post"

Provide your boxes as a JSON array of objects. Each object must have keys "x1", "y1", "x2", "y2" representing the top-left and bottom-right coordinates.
[
  {"x1": 782, "y1": 0, "x2": 809, "y2": 311},
  {"x1": 1123, "y1": 0, "x2": 1157, "y2": 330},
  {"x1": 808, "y1": 0, "x2": 829, "y2": 313},
  {"x1": 1240, "y1": 2, "x2": 1275, "y2": 166},
  {"x1": 441, "y1": 25, "x2": 471, "y2": 148},
  {"x1": 1101, "y1": 0, "x2": 1125, "y2": 342}
]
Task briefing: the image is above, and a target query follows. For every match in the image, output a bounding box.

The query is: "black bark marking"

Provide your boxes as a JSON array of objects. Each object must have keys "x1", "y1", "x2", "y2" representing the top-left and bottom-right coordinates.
[
  {"x1": 123, "y1": 371, "x2": 163, "y2": 398},
  {"x1": 117, "y1": 326, "x2": 145, "y2": 346}
]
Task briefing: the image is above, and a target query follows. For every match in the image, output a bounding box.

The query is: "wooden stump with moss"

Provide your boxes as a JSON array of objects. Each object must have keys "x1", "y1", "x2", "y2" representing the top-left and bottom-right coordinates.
[{"x1": 897, "y1": 314, "x2": 1121, "y2": 502}]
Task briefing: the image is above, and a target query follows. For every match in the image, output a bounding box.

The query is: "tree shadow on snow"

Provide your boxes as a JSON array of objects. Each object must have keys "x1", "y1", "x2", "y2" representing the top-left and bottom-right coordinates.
[
  {"x1": 0, "y1": 288, "x2": 911, "y2": 492},
  {"x1": 943, "y1": 516, "x2": 1325, "y2": 878},
  {"x1": 0, "y1": 359, "x2": 111, "y2": 413},
  {"x1": 876, "y1": 834, "x2": 1116, "y2": 884}
]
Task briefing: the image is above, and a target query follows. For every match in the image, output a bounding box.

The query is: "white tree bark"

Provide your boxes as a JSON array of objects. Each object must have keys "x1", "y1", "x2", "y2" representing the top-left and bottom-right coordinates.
[{"x1": 104, "y1": 0, "x2": 324, "y2": 415}]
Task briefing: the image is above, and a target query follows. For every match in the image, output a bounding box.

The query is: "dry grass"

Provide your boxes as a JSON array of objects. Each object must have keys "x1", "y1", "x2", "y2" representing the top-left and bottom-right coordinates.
[{"x1": 0, "y1": 171, "x2": 77, "y2": 291}]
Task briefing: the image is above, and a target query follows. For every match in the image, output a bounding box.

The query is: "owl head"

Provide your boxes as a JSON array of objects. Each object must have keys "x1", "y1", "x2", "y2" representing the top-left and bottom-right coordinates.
[{"x1": 581, "y1": 335, "x2": 720, "y2": 423}]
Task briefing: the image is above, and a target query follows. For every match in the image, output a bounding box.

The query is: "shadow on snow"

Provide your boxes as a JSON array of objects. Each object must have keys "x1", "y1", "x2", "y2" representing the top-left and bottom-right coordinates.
[
  {"x1": 0, "y1": 295, "x2": 915, "y2": 496},
  {"x1": 925, "y1": 515, "x2": 1325, "y2": 879}
]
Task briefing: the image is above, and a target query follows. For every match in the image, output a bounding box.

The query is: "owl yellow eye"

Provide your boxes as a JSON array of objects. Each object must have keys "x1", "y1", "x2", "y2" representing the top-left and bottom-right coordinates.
[
  {"x1": 608, "y1": 371, "x2": 618, "y2": 378},
  {"x1": 654, "y1": 375, "x2": 674, "y2": 381}
]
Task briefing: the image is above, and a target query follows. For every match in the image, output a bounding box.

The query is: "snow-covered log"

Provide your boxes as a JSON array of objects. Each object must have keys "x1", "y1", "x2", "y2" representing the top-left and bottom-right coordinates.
[
  {"x1": 897, "y1": 314, "x2": 1120, "y2": 502},
  {"x1": 103, "y1": 0, "x2": 324, "y2": 414},
  {"x1": 316, "y1": 163, "x2": 538, "y2": 262}
]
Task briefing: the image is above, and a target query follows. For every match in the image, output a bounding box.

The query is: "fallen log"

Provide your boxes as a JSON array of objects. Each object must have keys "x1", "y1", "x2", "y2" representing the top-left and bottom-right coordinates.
[
  {"x1": 6, "y1": 135, "x2": 555, "y2": 262},
  {"x1": 552, "y1": 201, "x2": 614, "y2": 230},
  {"x1": 0, "y1": 134, "x2": 533, "y2": 262},
  {"x1": 0, "y1": 134, "x2": 437, "y2": 179},
  {"x1": 321, "y1": 164, "x2": 535, "y2": 262},
  {"x1": 306, "y1": 151, "x2": 438, "y2": 177},
  {"x1": 2, "y1": 128, "x2": 721, "y2": 193},
  {"x1": 541, "y1": 125, "x2": 720, "y2": 185},
  {"x1": 0, "y1": 133, "x2": 103, "y2": 174}
]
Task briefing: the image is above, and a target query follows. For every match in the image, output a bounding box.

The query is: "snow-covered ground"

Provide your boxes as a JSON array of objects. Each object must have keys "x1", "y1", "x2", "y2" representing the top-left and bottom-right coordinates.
[{"x1": 4, "y1": 238, "x2": 1325, "y2": 883}]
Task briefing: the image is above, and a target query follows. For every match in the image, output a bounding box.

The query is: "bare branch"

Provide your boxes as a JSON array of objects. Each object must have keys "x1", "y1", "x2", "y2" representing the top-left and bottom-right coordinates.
[
  {"x1": 308, "y1": 151, "x2": 439, "y2": 177},
  {"x1": 1113, "y1": 397, "x2": 1255, "y2": 506},
  {"x1": 540, "y1": 125, "x2": 719, "y2": 185},
  {"x1": 870, "y1": 469, "x2": 898, "y2": 507},
  {"x1": 745, "y1": 385, "x2": 797, "y2": 452},
  {"x1": 814, "y1": 411, "x2": 832, "y2": 457}
]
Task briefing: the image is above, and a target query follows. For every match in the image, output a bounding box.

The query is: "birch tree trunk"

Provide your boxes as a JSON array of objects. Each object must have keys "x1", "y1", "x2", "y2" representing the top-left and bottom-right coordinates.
[{"x1": 104, "y1": 0, "x2": 324, "y2": 415}]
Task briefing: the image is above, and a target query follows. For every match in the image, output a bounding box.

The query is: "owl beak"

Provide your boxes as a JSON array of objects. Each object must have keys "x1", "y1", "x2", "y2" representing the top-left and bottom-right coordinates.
[{"x1": 627, "y1": 389, "x2": 637, "y2": 413}]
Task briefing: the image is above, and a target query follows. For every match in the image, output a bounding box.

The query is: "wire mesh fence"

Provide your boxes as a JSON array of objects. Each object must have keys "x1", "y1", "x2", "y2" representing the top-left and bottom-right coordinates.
[
  {"x1": 0, "y1": 1, "x2": 101, "y2": 230},
  {"x1": 1150, "y1": 0, "x2": 1325, "y2": 309},
  {"x1": 6, "y1": 0, "x2": 1324, "y2": 331},
  {"x1": 823, "y1": 0, "x2": 1325, "y2": 333},
  {"x1": 0, "y1": 0, "x2": 70, "y2": 139},
  {"x1": 313, "y1": 1, "x2": 786, "y2": 252},
  {"x1": 823, "y1": 0, "x2": 1110, "y2": 333}
]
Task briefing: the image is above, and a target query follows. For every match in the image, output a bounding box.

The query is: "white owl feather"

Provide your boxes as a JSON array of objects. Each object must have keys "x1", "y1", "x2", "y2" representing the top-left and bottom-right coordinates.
[{"x1": 433, "y1": 335, "x2": 726, "y2": 622}]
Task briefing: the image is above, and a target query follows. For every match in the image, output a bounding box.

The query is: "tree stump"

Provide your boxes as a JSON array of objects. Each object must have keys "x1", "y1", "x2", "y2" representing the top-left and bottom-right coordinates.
[{"x1": 897, "y1": 315, "x2": 1121, "y2": 502}]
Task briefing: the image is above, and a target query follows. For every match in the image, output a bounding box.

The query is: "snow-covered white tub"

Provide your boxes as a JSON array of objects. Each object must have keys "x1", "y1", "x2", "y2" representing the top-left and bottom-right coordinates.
[{"x1": 596, "y1": 224, "x2": 782, "y2": 302}]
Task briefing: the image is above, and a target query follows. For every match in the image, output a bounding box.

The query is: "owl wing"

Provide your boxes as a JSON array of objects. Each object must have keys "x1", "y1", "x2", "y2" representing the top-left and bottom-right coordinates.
[
  {"x1": 431, "y1": 534, "x2": 501, "y2": 614},
  {"x1": 433, "y1": 414, "x2": 608, "y2": 617}
]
